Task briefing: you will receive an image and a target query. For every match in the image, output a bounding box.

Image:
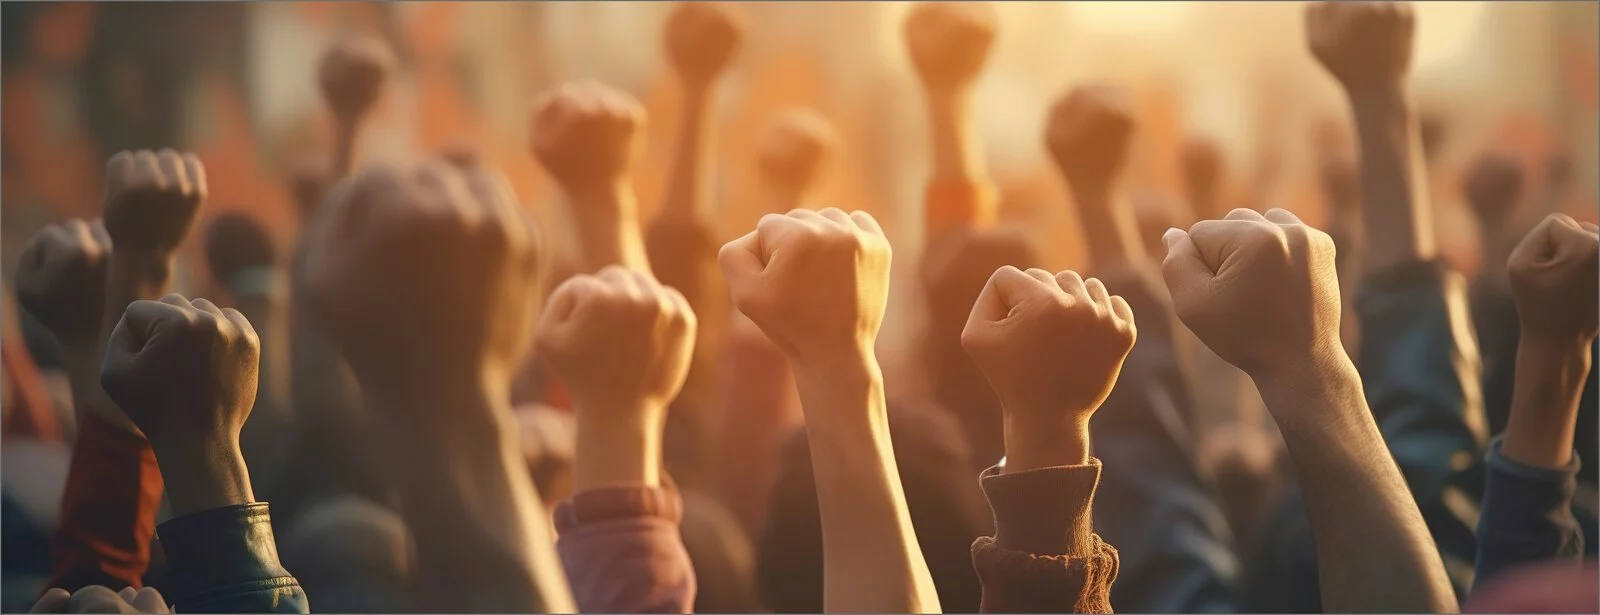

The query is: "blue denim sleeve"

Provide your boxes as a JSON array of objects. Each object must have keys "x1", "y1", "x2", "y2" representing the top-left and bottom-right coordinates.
[
  {"x1": 156, "y1": 502, "x2": 309, "y2": 613},
  {"x1": 1474, "y1": 435, "x2": 1584, "y2": 585}
]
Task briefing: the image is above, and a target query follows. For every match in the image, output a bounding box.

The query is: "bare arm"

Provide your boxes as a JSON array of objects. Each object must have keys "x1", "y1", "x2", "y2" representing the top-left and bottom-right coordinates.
[
  {"x1": 1349, "y1": 90, "x2": 1435, "y2": 274},
  {"x1": 906, "y1": 2, "x2": 998, "y2": 240}
]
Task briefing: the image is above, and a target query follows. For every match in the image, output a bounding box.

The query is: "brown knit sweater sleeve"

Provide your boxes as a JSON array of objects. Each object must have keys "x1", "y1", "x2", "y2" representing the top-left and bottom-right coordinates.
[{"x1": 971, "y1": 459, "x2": 1119, "y2": 613}]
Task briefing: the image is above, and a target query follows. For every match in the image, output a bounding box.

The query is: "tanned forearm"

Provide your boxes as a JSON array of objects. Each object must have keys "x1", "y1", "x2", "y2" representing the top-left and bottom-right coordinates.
[
  {"x1": 1349, "y1": 86, "x2": 1436, "y2": 274},
  {"x1": 793, "y1": 352, "x2": 941, "y2": 614},
  {"x1": 1501, "y1": 336, "x2": 1593, "y2": 470},
  {"x1": 661, "y1": 87, "x2": 713, "y2": 221},
  {"x1": 1255, "y1": 357, "x2": 1458, "y2": 613},
  {"x1": 331, "y1": 121, "x2": 360, "y2": 181},
  {"x1": 1069, "y1": 182, "x2": 1145, "y2": 273},
  {"x1": 568, "y1": 182, "x2": 652, "y2": 275},
  {"x1": 373, "y1": 383, "x2": 576, "y2": 613},
  {"x1": 926, "y1": 91, "x2": 987, "y2": 185}
]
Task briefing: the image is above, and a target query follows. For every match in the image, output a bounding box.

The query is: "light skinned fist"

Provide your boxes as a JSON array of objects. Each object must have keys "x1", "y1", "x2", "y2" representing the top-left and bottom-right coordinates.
[
  {"x1": 319, "y1": 37, "x2": 394, "y2": 123},
  {"x1": 30, "y1": 586, "x2": 169, "y2": 614},
  {"x1": 1462, "y1": 151, "x2": 1525, "y2": 229},
  {"x1": 664, "y1": 2, "x2": 744, "y2": 86},
  {"x1": 719, "y1": 208, "x2": 891, "y2": 363},
  {"x1": 1045, "y1": 85, "x2": 1136, "y2": 190},
  {"x1": 1161, "y1": 208, "x2": 1344, "y2": 378},
  {"x1": 302, "y1": 159, "x2": 541, "y2": 389},
  {"x1": 102, "y1": 149, "x2": 207, "y2": 258},
  {"x1": 535, "y1": 266, "x2": 697, "y2": 416},
  {"x1": 904, "y1": 2, "x2": 996, "y2": 93},
  {"x1": 1507, "y1": 214, "x2": 1599, "y2": 341},
  {"x1": 961, "y1": 266, "x2": 1136, "y2": 427},
  {"x1": 100, "y1": 294, "x2": 259, "y2": 451},
  {"x1": 757, "y1": 108, "x2": 839, "y2": 203},
  {"x1": 530, "y1": 81, "x2": 646, "y2": 191},
  {"x1": 15, "y1": 219, "x2": 111, "y2": 346},
  {"x1": 1307, "y1": 1, "x2": 1415, "y2": 93}
]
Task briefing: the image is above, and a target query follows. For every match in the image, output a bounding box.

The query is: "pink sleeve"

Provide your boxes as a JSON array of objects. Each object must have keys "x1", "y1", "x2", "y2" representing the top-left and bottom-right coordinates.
[{"x1": 555, "y1": 486, "x2": 696, "y2": 614}]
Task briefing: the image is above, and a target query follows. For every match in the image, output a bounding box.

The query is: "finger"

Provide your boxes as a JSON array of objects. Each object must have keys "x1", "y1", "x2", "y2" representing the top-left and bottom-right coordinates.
[
  {"x1": 1161, "y1": 227, "x2": 1215, "y2": 300},
  {"x1": 541, "y1": 274, "x2": 595, "y2": 327},
  {"x1": 971, "y1": 266, "x2": 1033, "y2": 322},
  {"x1": 134, "y1": 150, "x2": 162, "y2": 191},
  {"x1": 190, "y1": 297, "x2": 227, "y2": 319},
  {"x1": 1110, "y1": 294, "x2": 1135, "y2": 324},
  {"x1": 90, "y1": 218, "x2": 111, "y2": 249},
  {"x1": 182, "y1": 153, "x2": 208, "y2": 199},
  {"x1": 67, "y1": 586, "x2": 122, "y2": 615},
  {"x1": 104, "y1": 152, "x2": 136, "y2": 197},
  {"x1": 630, "y1": 267, "x2": 657, "y2": 294},
  {"x1": 850, "y1": 210, "x2": 884, "y2": 236},
  {"x1": 1055, "y1": 269, "x2": 1088, "y2": 302},
  {"x1": 597, "y1": 264, "x2": 641, "y2": 297},
  {"x1": 131, "y1": 587, "x2": 167, "y2": 614},
  {"x1": 1085, "y1": 276, "x2": 1112, "y2": 309},
  {"x1": 1263, "y1": 207, "x2": 1304, "y2": 226},
  {"x1": 221, "y1": 308, "x2": 259, "y2": 343},
  {"x1": 30, "y1": 588, "x2": 70, "y2": 614},
  {"x1": 157, "y1": 149, "x2": 190, "y2": 195},
  {"x1": 1581, "y1": 221, "x2": 1598, "y2": 235},
  {"x1": 785, "y1": 207, "x2": 827, "y2": 225},
  {"x1": 118, "y1": 588, "x2": 137, "y2": 603},
  {"x1": 158, "y1": 293, "x2": 194, "y2": 309},
  {"x1": 1222, "y1": 207, "x2": 1268, "y2": 223},
  {"x1": 663, "y1": 285, "x2": 698, "y2": 332},
  {"x1": 719, "y1": 230, "x2": 767, "y2": 307},
  {"x1": 1023, "y1": 268, "x2": 1059, "y2": 289},
  {"x1": 817, "y1": 207, "x2": 853, "y2": 228}
]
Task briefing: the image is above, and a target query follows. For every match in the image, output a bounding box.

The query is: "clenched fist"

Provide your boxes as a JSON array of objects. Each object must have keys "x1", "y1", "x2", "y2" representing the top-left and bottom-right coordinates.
[
  {"x1": 530, "y1": 81, "x2": 646, "y2": 191},
  {"x1": 1507, "y1": 214, "x2": 1599, "y2": 341},
  {"x1": 664, "y1": 2, "x2": 743, "y2": 86},
  {"x1": 101, "y1": 295, "x2": 259, "y2": 450},
  {"x1": 15, "y1": 219, "x2": 110, "y2": 346},
  {"x1": 536, "y1": 266, "x2": 696, "y2": 416},
  {"x1": 719, "y1": 208, "x2": 891, "y2": 362},
  {"x1": 1045, "y1": 85, "x2": 1136, "y2": 189},
  {"x1": 757, "y1": 108, "x2": 839, "y2": 203},
  {"x1": 102, "y1": 149, "x2": 207, "y2": 258},
  {"x1": 1161, "y1": 208, "x2": 1344, "y2": 377},
  {"x1": 1307, "y1": 1, "x2": 1415, "y2": 92},
  {"x1": 904, "y1": 2, "x2": 996, "y2": 92},
  {"x1": 301, "y1": 159, "x2": 541, "y2": 389},
  {"x1": 319, "y1": 37, "x2": 394, "y2": 123},
  {"x1": 961, "y1": 266, "x2": 1136, "y2": 426}
]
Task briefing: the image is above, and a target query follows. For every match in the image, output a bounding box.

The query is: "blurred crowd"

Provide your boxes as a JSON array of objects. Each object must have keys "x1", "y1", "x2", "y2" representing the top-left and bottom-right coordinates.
[{"x1": 1, "y1": 2, "x2": 1597, "y2": 614}]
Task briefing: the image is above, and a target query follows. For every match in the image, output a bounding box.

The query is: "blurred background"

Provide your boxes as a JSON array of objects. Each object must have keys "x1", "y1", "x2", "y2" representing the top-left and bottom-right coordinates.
[{"x1": 3, "y1": 2, "x2": 1596, "y2": 339}]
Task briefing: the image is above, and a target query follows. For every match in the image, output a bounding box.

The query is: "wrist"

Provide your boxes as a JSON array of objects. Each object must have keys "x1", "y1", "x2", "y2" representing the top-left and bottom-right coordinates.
[
  {"x1": 573, "y1": 406, "x2": 664, "y2": 490},
  {"x1": 1502, "y1": 336, "x2": 1592, "y2": 469},
  {"x1": 109, "y1": 252, "x2": 174, "y2": 286},
  {"x1": 151, "y1": 437, "x2": 255, "y2": 517},
  {"x1": 1002, "y1": 413, "x2": 1090, "y2": 472}
]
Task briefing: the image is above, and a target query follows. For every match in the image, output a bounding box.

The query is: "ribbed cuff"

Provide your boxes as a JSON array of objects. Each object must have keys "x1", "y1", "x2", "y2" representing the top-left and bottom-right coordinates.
[
  {"x1": 981, "y1": 459, "x2": 1101, "y2": 556},
  {"x1": 157, "y1": 502, "x2": 294, "y2": 606},
  {"x1": 555, "y1": 485, "x2": 683, "y2": 533}
]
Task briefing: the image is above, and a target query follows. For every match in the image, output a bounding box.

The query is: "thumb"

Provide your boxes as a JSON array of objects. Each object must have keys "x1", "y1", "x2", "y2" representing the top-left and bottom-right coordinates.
[
  {"x1": 719, "y1": 230, "x2": 767, "y2": 307},
  {"x1": 131, "y1": 587, "x2": 168, "y2": 614},
  {"x1": 1161, "y1": 227, "x2": 1214, "y2": 306},
  {"x1": 536, "y1": 275, "x2": 601, "y2": 350}
]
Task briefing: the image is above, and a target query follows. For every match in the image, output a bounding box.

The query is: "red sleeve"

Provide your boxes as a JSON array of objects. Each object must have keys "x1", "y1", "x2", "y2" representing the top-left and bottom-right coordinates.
[{"x1": 47, "y1": 412, "x2": 164, "y2": 591}]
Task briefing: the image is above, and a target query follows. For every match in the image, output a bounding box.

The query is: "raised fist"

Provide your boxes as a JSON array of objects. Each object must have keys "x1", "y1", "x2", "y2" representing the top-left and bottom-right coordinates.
[
  {"x1": 204, "y1": 213, "x2": 278, "y2": 293},
  {"x1": 301, "y1": 159, "x2": 542, "y2": 387},
  {"x1": 1161, "y1": 208, "x2": 1343, "y2": 377},
  {"x1": 961, "y1": 266, "x2": 1136, "y2": 423},
  {"x1": 1307, "y1": 1, "x2": 1415, "y2": 92},
  {"x1": 719, "y1": 208, "x2": 891, "y2": 362},
  {"x1": 100, "y1": 295, "x2": 259, "y2": 450},
  {"x1": 319, "y1": 37, "x2": 394, "y2": 122},
  {"x1": 535, "y1": 266, "x2": 696, "y2": 414},
  {"x1": 1462, "y1": 151, "x2": 1525, "y2": 229},
  {"x1": 15, "y1": 219, "x2": 110, "y2": 345},
  {"x1": 530, "y1": 81, "x2": 646, "y2": 190},
  {"x1": 664, "y1": 2, "x2": 744, "y2": 86},
  {"x1": 1045, "y1": 85, "x2": 1136, "y2": 189},
  {"x1": 1507, "y1": 214, "x2": 1599, "y2": 341},
  {"x1": 904, "y1": 2, "x2": 996, "y2": 92},
  {"x1": 102, "y1": 149, "x2": 207, "y2": 258},
  {"x1": 30, "y1": 586, "x2": 169, "y2": 614},
  {"x1": 757, "y1": 108, "x2": 839, "y2": 201}
]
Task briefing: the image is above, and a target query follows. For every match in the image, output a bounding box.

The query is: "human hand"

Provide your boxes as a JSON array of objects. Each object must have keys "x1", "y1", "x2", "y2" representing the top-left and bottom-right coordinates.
[
  {"x1": 530, "y1": 81, "x2": 646, "y2": 193},
  {"x1": 301, "y1": 159, "x2": 541, "y2": 392},
  {"x1": 757, "y1": 108, "x2": 839, "y2": 204},
  {"x1": 1161, "y1": 208, "x2": 1344, "y2": 379},
  {"x1": 30, "y1": 586, "x2": 168, "y2": 614},
  {"x1": 904, "y1": 2, "x2": 996, "y2": 93},
  {"x1": 961, "y1": 266, "x2": 1135, "y2": 470},
  {"x1": 664, "y1": 2, "x2": 743, "y2": 87},
  {"x1": 1462, "y1": 151, "x2": 1525, "y2": 230},
  {"x1": 1507, "y1": 214, "x2": 1598, "y2": 342},
  {"x1": 1307, "y1": 1, "x2": 1415, "y2": 94},
  {"x1": 101, "y1": 150, "x2": 207, "y2": 260},
  {"x1": 535, "y1": 266, "x2": 696, "y2": 417},
  {"x1": 203, "y1": 213, "x2": 278, "y2": 295},
  {"x1": 15, "y1": 219, "x2": 110, "y2": 347},
  {"x1": 719, "y1": 208, "x2": 890, "y2": 365},
  {"x1": 319, "y1": 37, "x2": 393, "y2": 124},
  {"x1": 1045, "y1": 85, "x2": 1136, "y2": 191}
]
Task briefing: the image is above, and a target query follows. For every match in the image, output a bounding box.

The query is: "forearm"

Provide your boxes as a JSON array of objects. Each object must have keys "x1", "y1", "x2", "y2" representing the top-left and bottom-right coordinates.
[
  {"x1": 331, "y1": 120, "x2": 359, "y2": 180},
  {"x1": 374, "y1": 387, "x2": 576, "y2": 613},
  {"x1": 1348, "y1": 87, "x2": 1436, "y2": 274},
  {"x1": 1501, "y1": 336, "x2": 1593, "y2": 469},
  {"x1": 926, "y1": 91, "x2": 987, "y2": 185},
  {"x1": 1256, "y1": 361, "x2": 1458, "y2": 613},
  {"x1": 661, "y1": 87, "x2": 712, "y2": 220},
  {"x1": 573, "y1": 410, "x2": 663, "y2": 490},
  {"x1": 1069, "y1": 183, "x2": 1145, "y2": 272},
  {"x1": 567, "y1": 182, "x2": 652, "y2": 274},
  {"x1": 716, "y1": 329, "x2": 800, "y2": 530},
  {"x1": 793, "y1": 357, "x2": 941, "y2": 614}
]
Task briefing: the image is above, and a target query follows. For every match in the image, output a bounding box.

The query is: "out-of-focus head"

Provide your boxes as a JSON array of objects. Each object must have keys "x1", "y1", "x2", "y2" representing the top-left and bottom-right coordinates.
[
  {"x1": 757, "y1": 401, "x2": 989, "y2": 613},
  {"x1": 1462, "y1": 150, "x2": 1525, "y2": 229},
  {"x1": 757, "y1": 108, "x2": 839, "y2": 205},
  {"x1": 204, "y1": 212, "x2": 277, "y2": 290},
  {"x1": 282, "y1": 496, "x2": 414, "y2": 613}
]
